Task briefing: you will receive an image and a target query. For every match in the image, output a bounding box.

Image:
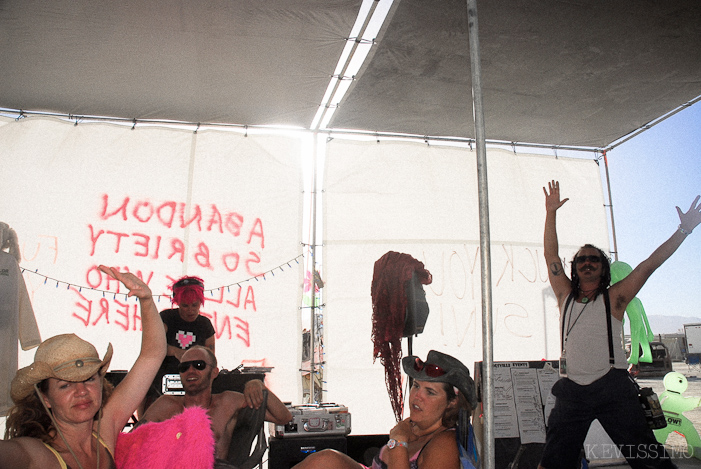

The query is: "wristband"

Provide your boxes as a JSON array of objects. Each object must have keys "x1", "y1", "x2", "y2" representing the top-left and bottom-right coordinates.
[
  {"x1": 386, "y1": 439, "x2": 408, "y2": 450},
  {"x1": 679, "y1": 225, "x2": 693, "y2": 236}
]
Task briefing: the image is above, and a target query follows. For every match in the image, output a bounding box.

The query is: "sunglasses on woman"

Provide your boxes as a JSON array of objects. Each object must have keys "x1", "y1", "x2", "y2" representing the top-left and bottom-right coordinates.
[
  {"x1": 413, "y1": 358, "x2": 447, "y2": 377},
  {"x1": 178, "y1": 360, "x2": 211, "y2": 373}
]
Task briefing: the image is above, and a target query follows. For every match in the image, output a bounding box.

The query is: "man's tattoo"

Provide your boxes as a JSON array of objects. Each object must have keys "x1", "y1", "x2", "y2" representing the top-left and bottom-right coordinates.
[{"x1": 549, "y1": 262, "x2": 564, "y2": 276}]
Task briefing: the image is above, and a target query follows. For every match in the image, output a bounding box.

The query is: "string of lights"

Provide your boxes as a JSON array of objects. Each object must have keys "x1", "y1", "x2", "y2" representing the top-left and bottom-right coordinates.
[{"x1": 20, "y1": 250, "x2": 309, "y2": 302}]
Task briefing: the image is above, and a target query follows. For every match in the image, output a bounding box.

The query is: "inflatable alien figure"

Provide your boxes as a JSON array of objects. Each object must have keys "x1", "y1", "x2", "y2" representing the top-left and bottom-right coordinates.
[
  {"x1": 610, "y1": 261, "x2": 654, "y2": 365},
  {"x1": 654, "y1": 372, "x2": 701, "y2": 458}
]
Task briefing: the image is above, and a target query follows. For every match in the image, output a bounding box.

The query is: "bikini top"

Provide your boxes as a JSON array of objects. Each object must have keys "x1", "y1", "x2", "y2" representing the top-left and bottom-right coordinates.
[
  {"x1": 372, "y1": 428, "x2": 457, "y2": 469},
  {"x1": 42, "y1": 432, "x2": 116, "y2": 469}
]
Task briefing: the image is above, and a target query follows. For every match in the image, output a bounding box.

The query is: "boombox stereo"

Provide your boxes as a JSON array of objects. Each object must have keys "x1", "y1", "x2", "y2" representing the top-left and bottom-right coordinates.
[{"x1": 270, "y1": 403, "x2": 351, "y2": 438}]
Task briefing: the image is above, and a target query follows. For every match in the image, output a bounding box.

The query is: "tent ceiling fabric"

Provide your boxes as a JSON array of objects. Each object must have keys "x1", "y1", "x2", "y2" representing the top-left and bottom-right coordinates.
[
  {"x1": 1, "y1": 0, "x2": 700, "y2": 148},
  {"x1": 331, "y1": 0, "x2": 701, "y2": 147},
  {"x1": 0, "y1": 0, "x2": 362, "y2": 127}
]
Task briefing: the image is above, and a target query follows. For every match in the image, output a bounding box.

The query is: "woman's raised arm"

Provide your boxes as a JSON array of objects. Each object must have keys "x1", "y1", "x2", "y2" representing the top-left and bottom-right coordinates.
[{"x1": 98, "y1": 265, "x2": 166, "y2": 442}]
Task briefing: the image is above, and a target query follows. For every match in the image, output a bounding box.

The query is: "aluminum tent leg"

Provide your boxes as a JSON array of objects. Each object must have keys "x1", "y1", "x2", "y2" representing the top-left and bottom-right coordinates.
[{"x1": 466, "y1": 1, "x2": 495, "y2": 468}]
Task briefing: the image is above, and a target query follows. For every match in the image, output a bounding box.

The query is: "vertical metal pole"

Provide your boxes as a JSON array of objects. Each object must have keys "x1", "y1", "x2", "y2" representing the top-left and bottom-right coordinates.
[
  {"x1": 310, "y1": 133, "x2": 320, "y2": 403},
  {"x1": 466, "y1": 1, "x2": 495, "y2": 468},
  {"x1": 603, "y1": 151, "x2": 619, "y2": 262}
]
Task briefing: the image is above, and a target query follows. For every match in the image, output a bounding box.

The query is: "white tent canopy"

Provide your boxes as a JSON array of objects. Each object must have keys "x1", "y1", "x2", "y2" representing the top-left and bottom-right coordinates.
[
  {"x1": 1, "y1": 0, "x2": 700, "y2": 455},
  {"x1": 1, "y1": 0, "x2": 700, "y2": 147}
]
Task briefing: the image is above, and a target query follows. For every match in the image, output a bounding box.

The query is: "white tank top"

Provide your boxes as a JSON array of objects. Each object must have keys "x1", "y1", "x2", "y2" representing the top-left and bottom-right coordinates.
[{"x1": 560, "y1": 292, "x2": 628, "y2": 385}]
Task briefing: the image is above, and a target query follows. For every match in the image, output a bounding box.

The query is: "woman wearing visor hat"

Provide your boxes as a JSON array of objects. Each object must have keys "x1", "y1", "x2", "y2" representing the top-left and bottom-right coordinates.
[
  {"x1": 0, "y1": 266, "x2": 166, "y2": 469},
  {"x1": 293, "y1": 350, "x2": 479, "y2": 469}
]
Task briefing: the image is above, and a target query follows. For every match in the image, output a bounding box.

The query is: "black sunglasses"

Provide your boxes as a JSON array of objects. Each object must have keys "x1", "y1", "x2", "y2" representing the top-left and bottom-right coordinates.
[
  {"x1": 178, "y1": 360, "x2": 211, "y2": 373},
  {"x1": 575, "y1": 255, "x2": 601, "y2": 264}
]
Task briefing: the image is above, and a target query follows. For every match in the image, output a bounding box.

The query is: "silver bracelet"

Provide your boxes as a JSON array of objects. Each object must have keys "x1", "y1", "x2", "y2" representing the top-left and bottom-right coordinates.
[{"x1": 679, "y1": 225, "x2": 693, "y2": 235}]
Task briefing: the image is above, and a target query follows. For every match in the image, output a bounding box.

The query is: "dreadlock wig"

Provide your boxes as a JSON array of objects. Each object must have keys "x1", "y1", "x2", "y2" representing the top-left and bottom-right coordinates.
[{"x1": 371, "y1": 251, "x2": 432, "y2": 422}]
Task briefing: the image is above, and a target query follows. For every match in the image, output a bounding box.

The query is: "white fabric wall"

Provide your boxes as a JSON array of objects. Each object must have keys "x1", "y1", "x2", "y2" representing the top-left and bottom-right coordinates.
[
  {"x1": 0, "y1": 116, "x2": 303, "y2": 403},
  {"x1": 322, "y1": 140, "x2": 609, "y2": 435},
  {"x1": 0, "y1": 116, "x2": 610, "y2": 437}
]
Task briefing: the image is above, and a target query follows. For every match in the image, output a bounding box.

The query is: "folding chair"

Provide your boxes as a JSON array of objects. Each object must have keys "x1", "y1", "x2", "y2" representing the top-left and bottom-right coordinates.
[{"x1": 215, "y1": 389, "x2": 269, "y2": 469}]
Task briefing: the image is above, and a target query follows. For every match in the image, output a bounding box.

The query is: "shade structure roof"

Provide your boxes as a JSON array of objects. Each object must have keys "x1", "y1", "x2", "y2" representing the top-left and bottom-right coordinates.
[{"x1": 1, "y1": 0, "x2": 700, "y2": 148}]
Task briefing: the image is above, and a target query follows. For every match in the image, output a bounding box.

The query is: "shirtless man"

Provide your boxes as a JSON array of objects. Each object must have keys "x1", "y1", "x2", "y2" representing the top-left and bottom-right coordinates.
[{"x1": 139, "y1": 345, "x2": 292, "y2": 465}]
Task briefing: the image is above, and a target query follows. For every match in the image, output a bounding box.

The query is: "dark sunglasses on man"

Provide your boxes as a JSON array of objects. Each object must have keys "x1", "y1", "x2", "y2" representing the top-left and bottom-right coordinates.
[
  {"x1": 178, "y1": 359, "x2": 212, "y2": 373},
  {"x1": 575, "y1": 255, "x2": 601, "y2": 264}
]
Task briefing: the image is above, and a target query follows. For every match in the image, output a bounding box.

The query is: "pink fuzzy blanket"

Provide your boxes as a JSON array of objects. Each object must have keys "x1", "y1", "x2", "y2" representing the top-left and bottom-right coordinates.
[{"x1": 116, "y1": 406, "x2": 215, "y2": 469}]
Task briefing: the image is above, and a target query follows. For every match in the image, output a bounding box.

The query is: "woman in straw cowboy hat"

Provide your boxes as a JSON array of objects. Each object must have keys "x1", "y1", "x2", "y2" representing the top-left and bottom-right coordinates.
[
  {"x1": 293, "y1": 350, "x2": 479, "y2": 469},
  {"x1": 1, "y1": 265, "x2": 166, "y2": 469}
]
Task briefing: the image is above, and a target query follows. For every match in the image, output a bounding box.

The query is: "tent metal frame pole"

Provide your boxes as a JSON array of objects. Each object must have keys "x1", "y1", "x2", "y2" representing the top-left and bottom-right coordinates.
[
  {"x1": 603, "y1": 151, "x2": 619, "y2": 262},
  {"x1": 466, "y1": 1, "x2": 495, "y2": 467},
  {"x1": 310, "y1": 132, "x2": 320, "y2": 403}
]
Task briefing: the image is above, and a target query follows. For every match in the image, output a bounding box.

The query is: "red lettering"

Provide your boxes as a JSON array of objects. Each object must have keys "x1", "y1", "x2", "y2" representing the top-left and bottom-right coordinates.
[
  {"x1": 22, "y1": 241, "x2": 40, "y2": 261},
  {"x1": 88, "y1": 225, "x2": 104, "y2": 256},
  {"x1": 207, "y1": 205, "x2": 223, "y2": 234},
  {"x1": 85, "y1": 265, "x2": 103, "y2": 288},
  {"x1": 133, "y1": 233, "x2": 150, "y2": 257},
  {"x1": 100, "y1": 194, "x2": 129, "y2": 220},
  {"x1": 132, "y1": 200, "x2": 154, "y2": 223},
  {"x1": 21, "y1": 235, "x2": 59, "y2": 263},
  {"x1": 105, "y1": 231, "x2": 130, "y2": 254},
  {"x1": 179, "y1": 203, "x2": 202, "y2": 230},
  {"x1": 169, "y1": 239, "x2": 185, "y2": 262},
  {"x1": 247, "y1": 218, "x2": 265, "y2": 248},
  {"x1": 224, "y1": 213, "x2": 244, "y2": 236},
  {"x1": 194, "y1": 242, "x2": 212, "y2": 269},
  {"x1": 207, "y1": 288, "x2": 224, "y2": 305},
  {"x1": 91, "y1": 298, "x2": 110, "y2": 326},
  {"x1": 213, "y1": 311, "x2": 232, "y2": 340},
  {"x1": 114, "y1": 298, "x2": 130, "y2": 331},
  {"x1": 152, "y1": 235, "x2": 162, "y2": 260},
  {"x1": 226, "y1": 287, "x2": 242, "y2": 308},
  {"x1": 157, "y1": 201, "x2": 177, "y2": 228},
  {"x1": 71, "y1": 289, "x2": 92, "y2": 326},
  {"x1": 245, "y1": 252, "x2": 261, "y2": 276},
  {"x1": 132, "y1": 303, "x2": 142, "y2": 331},
  {"x1": 243, "y1": 286, "x2": 256, "y2": 311},
  {"x1": 234, "y1": 316, "x2": 250, "y2": 347},
  {"x1": 222, "y1": 252, "x2": 240, "y2": 272}
]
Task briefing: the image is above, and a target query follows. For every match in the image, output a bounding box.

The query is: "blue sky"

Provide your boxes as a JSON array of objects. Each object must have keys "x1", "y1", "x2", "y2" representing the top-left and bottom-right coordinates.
[{"x1": 604, "y1": 101, "x2": 701, "y2": 319}]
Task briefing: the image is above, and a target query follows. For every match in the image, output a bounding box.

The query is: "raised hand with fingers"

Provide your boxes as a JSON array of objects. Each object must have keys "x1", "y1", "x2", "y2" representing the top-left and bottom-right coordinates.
[
  {"x1": 543, "y1": 180, "x2": 569, "y2": 213},
  {"x1": 677, "y1": 195, "x2": 701, "y2": 235},
  {"x1": 98, "y1": 265, "x2": 152, "y2": 300}
]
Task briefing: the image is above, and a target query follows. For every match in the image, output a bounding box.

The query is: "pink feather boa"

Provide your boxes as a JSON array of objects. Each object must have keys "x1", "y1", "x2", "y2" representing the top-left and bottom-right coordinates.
[{"x1": 116, "y1": 406, "x2": 215, "y2": 469}]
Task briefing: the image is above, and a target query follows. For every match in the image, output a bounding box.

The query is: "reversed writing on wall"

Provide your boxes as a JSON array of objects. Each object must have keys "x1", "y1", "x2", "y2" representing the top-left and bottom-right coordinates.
[
  {"x1": 421, "y1": 245, "x2": 555, "y2": 354},
  {"x1": 72, "y1": 266, "x2": 258, "y2": 347},
  {"x1": 90, "y1": 194, "x2": 265, "y2": 274}
]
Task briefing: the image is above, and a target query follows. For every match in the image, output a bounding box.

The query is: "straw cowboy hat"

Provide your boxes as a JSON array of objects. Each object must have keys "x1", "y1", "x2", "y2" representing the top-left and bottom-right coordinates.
[
  {"x1": 402, "y1": 350, "x2": 477, "y2": 409},
  {"x1": 11, "y1": 333, "x2": 113, "y2": 403}
]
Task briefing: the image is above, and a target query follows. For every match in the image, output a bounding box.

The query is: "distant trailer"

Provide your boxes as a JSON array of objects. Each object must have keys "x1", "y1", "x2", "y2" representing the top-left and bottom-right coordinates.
[{"x1": 684, "y1": 323, "x2": 701, "y2": 355}]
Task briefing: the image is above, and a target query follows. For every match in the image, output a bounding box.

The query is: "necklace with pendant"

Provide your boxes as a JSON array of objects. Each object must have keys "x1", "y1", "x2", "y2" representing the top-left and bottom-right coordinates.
[{"x1": 580, "y1": 287, "x2": 597, "y2": 303}]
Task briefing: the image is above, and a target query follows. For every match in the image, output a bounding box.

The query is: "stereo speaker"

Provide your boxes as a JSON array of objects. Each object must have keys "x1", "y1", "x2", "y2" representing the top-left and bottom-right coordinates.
[
  {"x1": 346, "y1": 434, "x2": 389, "y2": 466},
  {"x1": 268, "y1": 436, "x2": 347, "y2": 469},
  {"x1": 402, "y1": 271, "x2": 430, "y2": 337}
]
